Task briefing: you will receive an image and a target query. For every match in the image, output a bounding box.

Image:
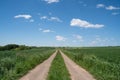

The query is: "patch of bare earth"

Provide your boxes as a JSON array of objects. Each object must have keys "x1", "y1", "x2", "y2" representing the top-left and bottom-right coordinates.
[
  {"x1": 60, "y1": 50, "x2": 96, "y2": 80},
  {"x1": 19, "y1": 50, "x2": 57, "y2": 80}
]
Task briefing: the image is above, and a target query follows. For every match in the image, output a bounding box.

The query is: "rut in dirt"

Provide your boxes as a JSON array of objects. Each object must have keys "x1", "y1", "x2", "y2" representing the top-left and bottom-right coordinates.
[
  {"x1": 60, "y1": 50, "x2": 96, "y2": 80},
  {"x1": 19, "y1": 50, "x2": 57, "y2": 80}
]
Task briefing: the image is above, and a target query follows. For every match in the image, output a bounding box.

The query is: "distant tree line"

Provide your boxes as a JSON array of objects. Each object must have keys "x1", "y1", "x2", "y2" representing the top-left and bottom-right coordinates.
[{"x1": 0, "y1": 44, "x2": 32, "y2": 51}]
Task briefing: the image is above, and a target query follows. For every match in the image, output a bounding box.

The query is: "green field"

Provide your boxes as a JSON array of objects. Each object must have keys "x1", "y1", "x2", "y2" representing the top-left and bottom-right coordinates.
[
  {"x1": 62, "y1": 47, "x2": 120, "y2": 80},
  {"x1": 0, "y1": 47, "x2": 55, "y2": 80},
  {"x1": 47, "y1": 50, "x2": 70, "y2": 80},
  {"x1": 1, "y1": 46, "x2": 120, "y2": 80}
]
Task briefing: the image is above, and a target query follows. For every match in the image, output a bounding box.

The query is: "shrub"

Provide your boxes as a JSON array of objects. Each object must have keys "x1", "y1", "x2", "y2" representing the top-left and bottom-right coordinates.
[{"x1": 0, "y1": 44, "x2": 19, "y2": 51}]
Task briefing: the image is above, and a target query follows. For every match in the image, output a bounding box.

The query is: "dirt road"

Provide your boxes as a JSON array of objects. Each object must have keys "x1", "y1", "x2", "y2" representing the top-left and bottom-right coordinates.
[
  {"x1": 60, "y1": 50, "x2": 96, "y2": 80},
  {"x1": 19, "y1": 50, "x2": 57, "y2": 80},
  {"x1": 19, "y1": 50, "x2": 95, "y2": 80}
]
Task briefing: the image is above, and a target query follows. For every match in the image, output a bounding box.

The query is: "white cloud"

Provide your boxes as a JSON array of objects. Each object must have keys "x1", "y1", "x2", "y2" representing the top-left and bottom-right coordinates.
[
  {"x1": 96, "y1": 4, "x2": 120, "y2": 11},
  {"x1": 14, "y1": 14, "x2": 32, "y2": 19},
  {"x1": 40, "y1": 16, "x2": 62, "y2": 22},
  {"x1": 44, "y1": 0, "x2": 59, "y2": 4},
  {"x1": 97, "y1": 4, "x2": 105, "y2": 8},
  {"x1": 70, "y1": 18, "x2": 104, "y2": 28},
  {"x1": 73, "y1": 35, "x2": 83, "y2": 42},
  {"x1": 106, "y1": 6, "x2": 120, "y2": 10},
  {"x1": 56, "y1": 35, "x2": 66, "y2": 41},
  {"x1": 49, "y1": 17, "x2": 62, "y2": 22},
  {"x1": 39, "y1": 28, "x2": 54, "y2": 33},
  {"x1": 42, "y1": 29, "x2": 54, "y2": 33},
  {"x1": 40, "y1": 16, "x2": 48, "y2": 19},
  {"x1": 112, "y1": 12, "x2": 119, "y2": 15}
]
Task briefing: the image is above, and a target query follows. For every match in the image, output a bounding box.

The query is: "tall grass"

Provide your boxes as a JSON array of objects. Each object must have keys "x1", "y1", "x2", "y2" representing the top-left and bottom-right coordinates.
[
  {"x1": 0, "y1": 47, "x2": 55, "y2": 80},
  {"x1": 47, "y1": 50, "x2": 71, "y2": 80},
  {"x1": 62, "y1": 47, "x2": 120, "y2": 80}
]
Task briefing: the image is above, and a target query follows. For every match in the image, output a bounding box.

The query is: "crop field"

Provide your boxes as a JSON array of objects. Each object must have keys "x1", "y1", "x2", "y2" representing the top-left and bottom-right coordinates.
[
  {"x1": 1, "y1": 46, "x2": 120, "y2": 80},
  {"x1": 62, "y1": 47, "x2": 120, "y2": 80},
  {"x1": 0, "y1": 47, "x2": 55, "y2": 80}
]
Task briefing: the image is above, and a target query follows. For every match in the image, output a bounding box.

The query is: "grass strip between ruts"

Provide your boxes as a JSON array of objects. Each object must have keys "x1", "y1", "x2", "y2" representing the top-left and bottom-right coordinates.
[{"x1": 47, "y1": 50, "x2": 71, "y2": 80}]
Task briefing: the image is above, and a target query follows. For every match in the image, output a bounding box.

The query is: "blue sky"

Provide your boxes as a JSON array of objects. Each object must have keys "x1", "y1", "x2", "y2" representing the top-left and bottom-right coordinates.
[{"x1": 0, "y1": 0, "x2": 120, "y2": 46}]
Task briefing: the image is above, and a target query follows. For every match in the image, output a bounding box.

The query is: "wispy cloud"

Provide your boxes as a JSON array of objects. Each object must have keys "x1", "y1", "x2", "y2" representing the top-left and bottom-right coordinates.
[
  {"x1": 56, "y1": 35, "x2": 66, "y2": 41},
  {"x1": 106, "y1": 6, "x2": 120, "y2": 10},
  {"x1": 90, "y1": 36, "x2": 112, "y2": 46},
  {"x1": 40, "y1": 16, "x2": 62, "y2": 22},
  {"x1": 29, "y1": 19, "x2": 34, "y2": 22},
  {"x1": 44, "y1": 0, "x2": 59, "y2": 4},
  {"x1": 96, "y1": 4, "x2": 120, "y2": 10},
  {"x1": 90, "y1": 37, "x2": 102, "y2": 45},
  {"x1": 112, "y1": 12, "x2": 119, "y2": 15},
  {"x1": 70, "y1": 18, "x2": 104, "y2": 28},
  {"x1": 14, "y1": 14, "x2": 32, "y2": 19},
  {"x1": 78, "y1": 1, "x2": 87, "y2": 7},
  {"x1": 43, "y1": 29, "x2": 54, "y2": 33},
  {"x1": 50, "y1": 17, "x2": 62, "y2": 22},
  {"x1": 39, "y1": 28, "x2": 54, "y2": 33},
  {"x1": 39, "y1": 28, "x2": 43, "y2": 31},
  {"x1": 96, "y1": 4, "x2": 105, "y2": 8},
  {"x1": 73, "y1": 35, "x2": 83, "y2": 42},
  {"x1": 40, "y1": 16, "x2": 48, "y2": 19}
]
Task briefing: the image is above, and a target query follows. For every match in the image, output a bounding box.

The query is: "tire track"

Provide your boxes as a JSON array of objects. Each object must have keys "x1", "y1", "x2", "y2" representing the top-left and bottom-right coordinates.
[
  {"x1": 19, "y1": 50, "x2": 57, "y2": 80},
  {"x1": 60, "y1": 50, "x2": 96, "y2": 80}
]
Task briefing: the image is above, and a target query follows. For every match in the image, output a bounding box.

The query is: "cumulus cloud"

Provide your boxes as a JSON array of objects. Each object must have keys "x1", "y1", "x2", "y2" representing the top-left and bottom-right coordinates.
[
  {"x1": 106, "y1": 6, "x2": 120, "y2": 10},
  {"x1": 70, "y1": 18, "x2": 104, "y2": 28},
  {"x1": 44, "y1": 0, "x2": 59, "y2": 4},
  {"x1": 97, "y1": 4, "x2": 105, "y2": 8},
  {"x1": 56, "y1": 35, "x2": 66, "y2": 41},
  {"x1": 14, "y1": 14, "x2": 32, "y2": 19},
  {"x1": 40, "y1": 16, "x2": 62, "y2": 22}
]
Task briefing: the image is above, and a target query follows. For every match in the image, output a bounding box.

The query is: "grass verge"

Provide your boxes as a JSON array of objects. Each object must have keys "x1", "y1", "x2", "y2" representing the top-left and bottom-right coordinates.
[{"x1": 47, "y1": 50, "x2": 71, "y2": 80}]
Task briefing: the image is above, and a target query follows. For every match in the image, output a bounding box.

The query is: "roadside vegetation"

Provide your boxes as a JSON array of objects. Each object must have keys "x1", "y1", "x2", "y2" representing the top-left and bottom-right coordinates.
[
  {"x1": 47, "y1": 50, "x2": 70, "y2": 80},
  {"x1": 0, "y1": 45, "x2": 55, "y2": 80},
  {"x1": 62, "y1": 47, "x2": 120, "y2": 80}
]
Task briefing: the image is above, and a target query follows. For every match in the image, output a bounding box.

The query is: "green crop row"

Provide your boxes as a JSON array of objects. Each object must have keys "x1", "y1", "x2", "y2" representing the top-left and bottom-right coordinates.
[
  {"x1": 62, "y1": 47, "x2": 120, "y2": 80},
  {"x1": 0, "y1": 47, "x2": 55, "y2": 80},
  {"x1": 47, "y1": 50, "x2": 70, "y2": 80}
]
